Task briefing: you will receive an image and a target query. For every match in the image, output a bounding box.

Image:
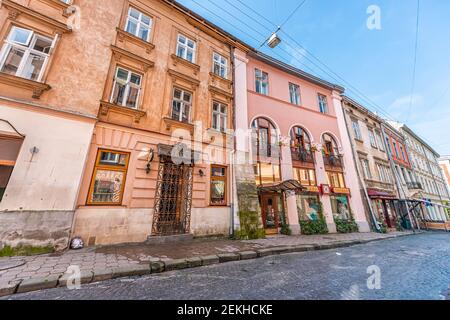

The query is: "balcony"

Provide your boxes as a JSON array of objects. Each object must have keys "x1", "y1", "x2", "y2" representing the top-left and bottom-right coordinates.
[
  {"x1": 253, "y1": 142, "x2": 281, "y2": 159},
  {"x1": 323, "y1": 154, "x2": 344, "y2": 168},
  {"x1": 407, "y1": 182, "x2": 423, "y2": 190},
  {"x1": 291, "y1": 148, "x2": 315, "y2": 164}
]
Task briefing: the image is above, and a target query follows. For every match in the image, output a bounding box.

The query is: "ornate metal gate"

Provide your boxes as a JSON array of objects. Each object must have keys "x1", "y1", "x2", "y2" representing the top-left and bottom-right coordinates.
[{"x1": 152, "y1": 154, "x2": 193, "y2": 236}]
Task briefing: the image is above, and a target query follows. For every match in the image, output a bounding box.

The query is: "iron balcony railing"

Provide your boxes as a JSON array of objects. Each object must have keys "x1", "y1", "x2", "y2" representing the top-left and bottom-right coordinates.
[
  {"x1": 407, "y1": 182, "x2": 423, "y2": 190},
  {"x1": 323, "y1": 154, "x2": 344, "y2": 168},
  {"x1": 291, "y1": 148, "x2": 315, "y2": 164}
]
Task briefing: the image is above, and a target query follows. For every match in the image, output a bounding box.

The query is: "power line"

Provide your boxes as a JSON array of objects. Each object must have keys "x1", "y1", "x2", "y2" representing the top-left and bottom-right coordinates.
[
  {"x1": 279, "y1": 0, "x2": 308, "y2": 29},
  {"x1": 406, "y1": 0, "x2": 421, "y2": 122}
]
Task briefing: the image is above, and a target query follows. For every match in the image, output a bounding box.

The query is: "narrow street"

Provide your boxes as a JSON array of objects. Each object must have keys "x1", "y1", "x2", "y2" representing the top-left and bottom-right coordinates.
[{"x1": 4, "y1": 232, "x2": 449, "y2": 300}]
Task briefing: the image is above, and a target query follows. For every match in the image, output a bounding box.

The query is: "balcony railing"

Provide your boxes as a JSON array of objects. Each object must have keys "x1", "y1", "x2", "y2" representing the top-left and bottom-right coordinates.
[
  {"x1": 407, "y1": 182, "x2": 423, "y2": 190},
  {"x1": 323, "y1": 154, "x2": 344, "y2": 168},
  {"x1": 291, "y1": 148, "x2": 315, "y2": 164},
  {"x1": 253, "y1": 141, "x2": 281, "y2": 159}
]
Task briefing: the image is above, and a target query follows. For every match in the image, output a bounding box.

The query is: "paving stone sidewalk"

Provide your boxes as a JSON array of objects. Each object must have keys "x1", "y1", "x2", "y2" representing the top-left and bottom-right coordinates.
[{"x1": 0, "y1": 231, "x2": 414, "y2": 296}]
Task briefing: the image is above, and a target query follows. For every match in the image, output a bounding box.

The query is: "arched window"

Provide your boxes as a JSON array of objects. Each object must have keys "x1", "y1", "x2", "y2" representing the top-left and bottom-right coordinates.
[
  {"x1": 291, "y1": 126, "x2": 311, "y2": 151},
  {"x1": 252, "y1": 117, "x2": 278, "y2": 158},
  {"x1": 322, "y1": 133, "x2": 339, "y2": 156}
]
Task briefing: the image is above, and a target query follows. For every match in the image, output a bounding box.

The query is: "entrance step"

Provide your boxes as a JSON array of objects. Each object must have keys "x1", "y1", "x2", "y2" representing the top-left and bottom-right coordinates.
[{"x1": 146, "y1": 234, "x2": 194, "y2": 245}]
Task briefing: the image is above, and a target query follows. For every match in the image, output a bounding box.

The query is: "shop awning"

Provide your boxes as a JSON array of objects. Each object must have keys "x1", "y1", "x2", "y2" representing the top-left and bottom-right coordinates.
[
  {"x1": 258, "y1": 180, "x2": 306, "y2": 194},
  {"x1": 367, "y1": 188, "x2": 397, "y2": 200}
]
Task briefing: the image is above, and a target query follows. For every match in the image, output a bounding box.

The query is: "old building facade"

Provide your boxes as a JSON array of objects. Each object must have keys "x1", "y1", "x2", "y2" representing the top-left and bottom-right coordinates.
[
  {"x1": 233, "y1": 51, "x2": 370, "y2": 236},
  {"x1": 341, "y1": 97, "x2": 398, "y2": 231}
]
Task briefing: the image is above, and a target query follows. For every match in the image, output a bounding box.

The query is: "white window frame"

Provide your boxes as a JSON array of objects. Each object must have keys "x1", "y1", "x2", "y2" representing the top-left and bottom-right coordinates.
[
  {"x1": 124, "y1": 7, "x2": 153, "y2": 42},
  {"x1": 361, "y1": 159, "x2": 372, "y2": 179},
  {"x1": 110, "y1": 67, "x2": 142, "y2": 109},
  {"x1": 375, "y1": 131, "x2": 385, "y2": 151},
  {"x1": 212, "y1": 101, "x2": 228, "y2": 132},
  {"x1": 0, "y1": 26, "x2": 56, "y2": 82},
  {"x1": 176, "y1": 34, "x2": 196, "y2": 63},
  {"x1": 212, "y1": 52, "x2": 228, "y2": 79},
  {"x1": 318, "y1": 94, "x2": 328, "y2": 113},
  {"x1": 368, "y1": 129, "x2": 377, "y2": 148},
  {"x1": 289, "y1": 83, "x2": 301, "y2": 105},
  {"x1": 352, "y1": 119, "x2": 363, "y2": 140},
  {"x1": 255, "y1": 68, "x2": 269, "y2": 95},
  {"x1": 171, "y1": 87, "x2": 192, "y2": 123}
]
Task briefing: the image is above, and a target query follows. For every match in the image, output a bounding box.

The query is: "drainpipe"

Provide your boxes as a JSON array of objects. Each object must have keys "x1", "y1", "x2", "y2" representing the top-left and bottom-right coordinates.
[
  {"x1": 381, "y1": 125, "x2": 417, "y2": 233},
  {"x1": 229, "y1": 45, "x2": 237, "y2": 238},
  {"x1": 341, "y1": 105, "x2": 380, "y2": 232}
]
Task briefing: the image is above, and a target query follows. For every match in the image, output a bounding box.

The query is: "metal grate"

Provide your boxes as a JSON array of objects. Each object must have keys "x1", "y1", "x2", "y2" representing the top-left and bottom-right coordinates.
[{"x1": 152, "y1": 156, "x2": 193, "y2": 236}]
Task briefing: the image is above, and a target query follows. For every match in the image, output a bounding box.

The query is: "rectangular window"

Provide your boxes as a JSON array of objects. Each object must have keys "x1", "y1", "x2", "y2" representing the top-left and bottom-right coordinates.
[
  {"x1": 255, "y1": 69, "x2": 269, "y2": 95},
  {"x1": 125, "y1": 7, "x2": 152, "y2": 42},
  {"x1": 176, "y1": 34, "x2": 196, "y2": 63},
  {"x1": 0, "y1": 26, "x2": 54, "y2": 82},
  {"x1": 294, "y1": 167, "x2": 316, "y2": 186},
  {"x1": 393, "y1": 141, "x2": 400, "y2": 158},
  {"x1": 331, "y1": 195, "x2": 351, "y2": 220},
  {"x1": 297, "y1": 194, "x2": 321, "y2": 221},
  {"x1": 87, "y1": 149, "x2": 130, "y2": 205},
  {"x1": 326, "y1": 171, "x2": 346, "y2": 188},
  {"x1": 0, "y1": 136, "x2": 23, "y2": 202},
  {"x1": 210, "y1": 165, "x2": 227, "y2": 206},
  {"x1": 254, "y1": 163, "x2": 281, "y2": 186},
  {"x1": 318, "y1": 94, "x2": 328, "y2": 114},
  {"x1": 361, "y1": 159, "x2": 372, "y2": 179},
  {"x1": 212, "y1": 52, "x2": 228, "y2": 79},
  {"x1": 368, "y1": 129, "x2": 377, "y2": 148},
  {"x1": 212, "y1": 101, "x2": 227, "y2": 132},
  {"x1": 351, "y1": 119, "x2": 362, "y2": 140},
  {"x1": 289, "y1": 83, "x2": 301, "y2": 105},
  {"x1": 172, "y1": 88, "x2": 192, "y2": 123},
  {"x1": 111, "y1": 67, "x2": 142, "y2": 109},
  {"x1": 375, "y1": 131, "x2": 385, "y2": 151}
]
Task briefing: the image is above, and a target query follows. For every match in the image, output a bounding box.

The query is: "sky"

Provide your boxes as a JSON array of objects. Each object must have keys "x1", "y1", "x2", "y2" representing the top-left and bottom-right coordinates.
[{"x1": 177, "y1": 0, "x2": 450, "y2": 155}]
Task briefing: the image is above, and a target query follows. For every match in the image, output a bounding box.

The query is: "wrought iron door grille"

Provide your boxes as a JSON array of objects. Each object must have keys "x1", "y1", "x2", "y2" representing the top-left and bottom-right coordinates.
[{"x1": 152, "y1": 156, "x2": 193, "y2": 236}]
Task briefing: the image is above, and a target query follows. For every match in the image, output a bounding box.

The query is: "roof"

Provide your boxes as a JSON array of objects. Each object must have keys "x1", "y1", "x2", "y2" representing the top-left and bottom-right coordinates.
[
  {"x1": 341, "y1": 95, "x2": 385, "y2": 123},
  {"x1": 250, "y1": 51, "x2": 345, "y2": 93}
]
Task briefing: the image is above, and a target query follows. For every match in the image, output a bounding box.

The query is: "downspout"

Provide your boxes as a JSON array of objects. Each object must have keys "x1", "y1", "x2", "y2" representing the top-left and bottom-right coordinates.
[
  {"x1": 341, "y1": 105, "x2": 380, "y2": 232},
  {"x1": 229, "y1": 44, "x2": 237, "y2": 238},
  {"x1": 381, "y1": 125, "x2": 417, "y2": 233}
]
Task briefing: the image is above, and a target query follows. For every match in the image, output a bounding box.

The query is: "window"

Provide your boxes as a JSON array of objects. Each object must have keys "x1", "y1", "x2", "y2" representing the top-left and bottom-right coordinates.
[
  {"x1": 125, "y1": 7, "x2": 152, "y2": 42},
  {"x1": 111, "y1": 67, "x2": 142, "y2": 109},
  {"x1": 297, "y1": 194, "x2": 321, "y2": 221},
  {"x1": 88, "y1": 150, "x2": 130, "y2": 205},
  {"x1": 351, "y1": 119, "x2": 362, "y2": 140},
  {"x1": 0, "y1": 26, "x2": 54, "y2": 82},
  {"x1": 393, "y1": 141, "x2": 400, "y2": 158},
  {"x1": 327, "y1": 171, "x2": 346, "y2": 188},
  {"x1": 252, "y1": 117, "x2": 278, "y2": 158},
  {"x1": 254, "y1": 163, "x2": 281, "y2": 186},
  {"x1": 212, "y1": 52, "x2": 227, "y2": 79},
  {"x1": 255, "y1": 69, "x2": 269, "y2": 95},
  {"x1": 289, "y1": 83, "x2": 301, "y2": 105},
  {"x1": 375, "y1": 131, "x2": 385, "y2": 151},
  {"x1": 368, "y1": 129, "x2": 377, "y2": 148},
  {"x1": 318, "y1": 94, "x2": 328, "y2": 114},
  {"x1": 361, "y1": 159, "x2": 372, "y2": 179},
  {"x1": 212, "y1": 101, "x2": 227, "y2": 132},
  {"x1": 322, "y1": 133, "x2": 339, "y2": 156},
  {"x1": 377, "y1": 164, "x2": 391, "y2": 183},
  {"x1": 176, "y1": 34, "x2": 196, "y2": 63},
  {"x1": 172, "y1": 88, "x2": 192, "y2": 123},
  {"x1": 210, "y1": 165, "x2": 227, "y2": 206},
  {"x1": 294, "y1": 168, "x2": 316, "y2": 186},
  {"x1": 400, "y1": 145, "x2": 406, "y2": 161},
  {"x1": 0, "y1": 136, "x2": 23, "y2": 202},
  {"x1": 331, "y1": 195, "x2": 351, "y2": 220}
]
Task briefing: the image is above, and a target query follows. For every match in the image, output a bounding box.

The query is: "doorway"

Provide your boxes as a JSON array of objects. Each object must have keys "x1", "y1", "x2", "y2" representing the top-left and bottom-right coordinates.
[{"x1": 260, "y1": 193, "x2": 283, "y2": 235}]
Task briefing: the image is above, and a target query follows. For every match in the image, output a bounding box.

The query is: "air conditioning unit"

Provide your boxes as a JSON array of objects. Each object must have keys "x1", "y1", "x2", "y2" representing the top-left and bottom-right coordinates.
[{"x1": 267, "y1": 32, "x2": 281, "y2": 48}]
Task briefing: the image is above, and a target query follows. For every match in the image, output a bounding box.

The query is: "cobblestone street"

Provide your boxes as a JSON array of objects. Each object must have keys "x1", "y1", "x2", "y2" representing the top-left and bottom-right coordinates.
[{"x1": 3, "y1": 232, "x2": 449, "y2": 300}]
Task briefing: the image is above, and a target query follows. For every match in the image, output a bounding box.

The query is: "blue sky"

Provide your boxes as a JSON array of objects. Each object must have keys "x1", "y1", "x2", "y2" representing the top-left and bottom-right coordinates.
[{"x1": 178, "y1": 0, "x2": 450, "y2": 155}]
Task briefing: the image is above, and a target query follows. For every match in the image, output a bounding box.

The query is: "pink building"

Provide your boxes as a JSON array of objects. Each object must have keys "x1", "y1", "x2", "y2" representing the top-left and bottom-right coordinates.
[{"x1": 233, "y1": 50, "x2": 370, "y2": 235}]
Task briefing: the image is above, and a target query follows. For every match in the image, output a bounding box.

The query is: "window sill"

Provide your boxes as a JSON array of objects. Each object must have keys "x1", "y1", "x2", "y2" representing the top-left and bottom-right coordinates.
[
  {"x1": 40, "y1": 0, "x2": 74, "y2": 17},
  {"x1": 354, "y1": 138, "x2": 364, "y2": 143},
  {"x1": 163, "y1": 117, "x2": 195, "y2": 134},
  {"x1": 171, "y1": 54, "x2": 201, "y2": 75},
  {"x1": 99, "y1": 101, "x2": 147, "y2": 124},
  {"x1": 0, "y1": 72, "x2": 51, "y2": 99},
  {"x1": 116, "y1": 28, "x2": 155, "y2": 54}
]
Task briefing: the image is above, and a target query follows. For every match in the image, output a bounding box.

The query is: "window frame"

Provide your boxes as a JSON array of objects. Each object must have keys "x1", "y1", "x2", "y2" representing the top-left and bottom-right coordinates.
[
  {"x1": 211, "y1": 101, "x2": 228, "y2": 133},
  {"x1": 294, "y1": 167, "x2": 317, "y2": 186},
  {"x1": 87, "y1": 149, "x2": 130, "y2": 206},
  {"x1": 171, "y1": 87, "x2": 193, "y2": 123},
  {"x1": 210, "y1": 165, "x2": 228, "y2": 206},
  {"x1": 255, "y1": 68, "x2": 269, "y2": 95},
  {"x1": 212, "y1": 52, "x2": 228, "y2": 79},
  {"x1": 124, "y1": 7, "x2": 153, "y2": 42},
  {"x1": 351, "y1": 119, "x2": 363, "y2": 141},
  {"x1": 289, "y1": 82, "x2": 301, "y2": 106},
  {"x1": 318, "y1": 93, "x2": 328, "y2": 114},
  {"x1": 176, "y1": 33, "x2": 196, "y2": 63},
  {"x1": 368, "y1": 128, "x2": 377, "y2": 148},
  {"x1": 0, "y1": 25, "x2": 55, "y2": 82},
  {"x1": 110, "y1": 66, "x2": 143, "y2": 109}
]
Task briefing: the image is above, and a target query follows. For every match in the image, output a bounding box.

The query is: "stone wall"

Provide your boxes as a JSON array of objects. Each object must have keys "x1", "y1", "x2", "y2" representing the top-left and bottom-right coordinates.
[{"x1": 0, "y1": 211, "x2": 74, "y2": 251}]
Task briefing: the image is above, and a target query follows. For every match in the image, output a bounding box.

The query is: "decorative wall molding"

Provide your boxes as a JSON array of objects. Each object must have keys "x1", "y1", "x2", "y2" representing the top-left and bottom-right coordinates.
[
  {"x1": 0, "y1": 72, "x2": 51, "y2": 99},
  {"x1": 111, "y1": 45, "x2": 155, "y2": 72},
  {"x1": 116, "y1": 28, "x2": 155, "y2": 54}
]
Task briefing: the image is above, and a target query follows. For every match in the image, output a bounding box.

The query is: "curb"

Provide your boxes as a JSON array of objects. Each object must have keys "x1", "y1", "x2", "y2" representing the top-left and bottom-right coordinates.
[{"x1": 0, "y1": 232, "x2": 418, "y2": 297}]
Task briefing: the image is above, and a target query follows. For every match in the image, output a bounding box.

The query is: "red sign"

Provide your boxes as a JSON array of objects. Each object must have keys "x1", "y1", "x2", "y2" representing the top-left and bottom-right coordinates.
[{"x1": 320, "y1": 184, "x2": 331, "y2": 195}]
